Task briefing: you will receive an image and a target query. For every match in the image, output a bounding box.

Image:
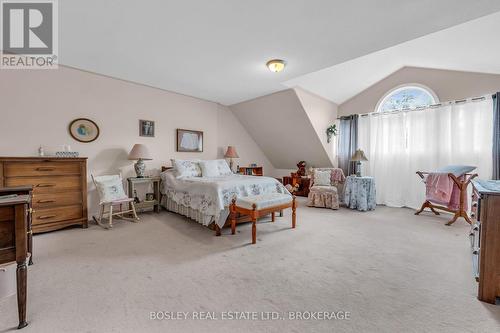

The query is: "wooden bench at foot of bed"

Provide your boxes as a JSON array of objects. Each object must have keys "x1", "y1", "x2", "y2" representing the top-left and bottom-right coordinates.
[{"x1": 229, "y1": 193, "x2": 296, "y2": 244}]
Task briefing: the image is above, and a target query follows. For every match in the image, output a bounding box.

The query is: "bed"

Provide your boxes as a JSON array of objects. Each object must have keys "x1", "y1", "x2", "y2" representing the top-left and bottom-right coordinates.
[{"x1": 160, "y1": 168, "x2": 290, "y2": 234}]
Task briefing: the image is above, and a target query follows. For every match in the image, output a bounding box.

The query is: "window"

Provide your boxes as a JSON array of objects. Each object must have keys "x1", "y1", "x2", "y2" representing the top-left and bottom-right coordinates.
[{"x1": 376, "y1": 85, "x2": 438, "y2": 113}]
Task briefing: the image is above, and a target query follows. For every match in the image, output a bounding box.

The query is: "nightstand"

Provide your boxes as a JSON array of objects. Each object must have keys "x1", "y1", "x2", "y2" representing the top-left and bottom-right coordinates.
[
  {"x1": 344, "y1": 176, "x2": 376, "y2": 211},
  {"x1": 282, "y1": 175, "x2": 310, "y2": 197},
  {"x1": 127, "y1": 177, "x2": 161, "y2": 213}
]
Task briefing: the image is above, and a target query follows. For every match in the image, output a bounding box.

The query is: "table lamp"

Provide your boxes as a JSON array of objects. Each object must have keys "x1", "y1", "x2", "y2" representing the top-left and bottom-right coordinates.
[
  {"x1": 224, "y1": 146, "x2": 239, "y2": 172},
  {"x1": 128, "y1": 144, "x2": 152, "y2": 178},
  {"x1": 351, "y1": 149, "x2": 368, "y2": 177}
]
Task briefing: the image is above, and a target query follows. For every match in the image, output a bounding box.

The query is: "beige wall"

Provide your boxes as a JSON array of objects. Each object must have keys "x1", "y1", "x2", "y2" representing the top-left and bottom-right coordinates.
[
  {"x1": 338, "y1": 67, "x2": 500, "y2": 116},
  {"x1": 230, "y1": 89, "x2": 333, "y2": 171},
  {"x1": 0, "y1": 66, "x2": 271, "y2": 216},
  {"x1": 294, "y1": 87, "x2": 338, "y2": 167},
  {"x1": 216, "y1": 107, "x2": 274, "y2": 174}
]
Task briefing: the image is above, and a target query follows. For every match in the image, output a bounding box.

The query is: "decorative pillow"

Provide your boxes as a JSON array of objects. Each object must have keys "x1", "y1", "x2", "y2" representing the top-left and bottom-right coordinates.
[
  {"x1": 94, "y1": 175, "x2": 128, "y2": 204},
  {"x1": 216, "y1": 159, "x2": 233, "y2": 176},
  {"x1": 171, "y1": 159, "x2": 201, "y2": 178},
  {"x1": 314, "y1": 170, "x2": 331, "y2": 186},
  {"x1": 199, "y1": 160, "x2": 220, "y2": 177}
]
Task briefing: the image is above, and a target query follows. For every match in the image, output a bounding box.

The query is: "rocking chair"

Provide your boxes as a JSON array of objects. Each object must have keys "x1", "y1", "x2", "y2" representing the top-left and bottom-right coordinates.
[{"x1": 91, "y1": 174, "x2": 139, "y2": 229}]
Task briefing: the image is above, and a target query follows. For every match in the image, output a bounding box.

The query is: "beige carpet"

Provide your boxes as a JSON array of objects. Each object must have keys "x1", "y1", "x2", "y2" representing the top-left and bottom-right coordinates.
[{"x1": 1, "y1": 197, "x2": 499, "y2": 333}]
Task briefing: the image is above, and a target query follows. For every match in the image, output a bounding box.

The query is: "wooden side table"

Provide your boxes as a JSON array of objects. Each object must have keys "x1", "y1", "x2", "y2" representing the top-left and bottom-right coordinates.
[
  {"x1": 127, "y1": 177, "x2": 161, "y2": 213},
  {"x1": 282, "y1": 176, "x2": 311, "y2": 197}
]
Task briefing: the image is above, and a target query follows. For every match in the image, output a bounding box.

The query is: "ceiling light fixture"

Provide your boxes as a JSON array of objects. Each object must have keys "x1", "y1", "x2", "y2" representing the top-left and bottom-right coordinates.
[{"x1": 266, "y1": 59, "x2": 286, "y2": 73}]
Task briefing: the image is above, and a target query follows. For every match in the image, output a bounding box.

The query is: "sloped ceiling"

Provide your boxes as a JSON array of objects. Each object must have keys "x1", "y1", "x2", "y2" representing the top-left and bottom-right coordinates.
[
  {"x1": 230, "y1": 89, "x2": 333, "y2": 169},
  {"x1": 284, "y1": 11, "x2": 500, "y2": 104},
  {"x1": 57, "y1": 1, "x2": 500, "y2": 105}
]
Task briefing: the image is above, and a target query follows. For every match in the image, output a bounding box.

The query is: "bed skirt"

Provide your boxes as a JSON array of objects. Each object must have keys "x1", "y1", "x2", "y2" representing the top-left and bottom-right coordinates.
[{"x1": 161, "y1": 196, "x2": 228, "y2": 228}]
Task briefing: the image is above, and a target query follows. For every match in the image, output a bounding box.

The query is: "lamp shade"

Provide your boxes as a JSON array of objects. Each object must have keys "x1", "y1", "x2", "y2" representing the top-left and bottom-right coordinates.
[
  {"x1": 128, "y1": 144, "x2": 152, "y2": 160},
  {"x1": 224, "y1": 146, "x2": 239, "y2": 158},
  {"x1": 351, "y1": 149, "x2": 368, "y2": 162}
]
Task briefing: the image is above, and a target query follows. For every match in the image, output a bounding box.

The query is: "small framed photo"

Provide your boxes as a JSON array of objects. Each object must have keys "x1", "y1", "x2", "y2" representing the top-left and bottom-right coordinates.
[
  {"x1": 177, "y1": 129, "x2": 203, "y2": 152},
  {"x1": 139, "y1": 120, "x2": 155, "y2": 137}
]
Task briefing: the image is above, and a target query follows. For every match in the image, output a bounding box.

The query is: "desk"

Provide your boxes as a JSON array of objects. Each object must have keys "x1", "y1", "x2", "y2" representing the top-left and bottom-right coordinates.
[
  {"x1": 344, "y1": 176, "x2": 376, "y2": 211},
  {"x1": 0, "y1": 191, "x2": 31, "y2": 329}
]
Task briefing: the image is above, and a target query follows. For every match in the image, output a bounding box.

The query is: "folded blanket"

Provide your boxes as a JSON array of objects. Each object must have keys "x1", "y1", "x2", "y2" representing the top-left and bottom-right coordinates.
[
  {"x1": 448, "y1": 175, "x2": 466, "y2": 211},
  {"x1": 425, "y1": 165, "x2": 475, "y2": 210},
  {"x1": 425, "y1": 173, "x2": 453, "y2": 205}
]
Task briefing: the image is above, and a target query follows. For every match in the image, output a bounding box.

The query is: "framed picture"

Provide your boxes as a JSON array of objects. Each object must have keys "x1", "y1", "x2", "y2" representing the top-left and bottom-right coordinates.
[
  {"x1": 177, "y1": 129, "x2": 203, "y2": 152},
  {"x1": 139, "y1": 119, "x2": 155, "y2": 137},
  {"x1": 68, "y1": 118, "x2": 100, "y2": 143}
]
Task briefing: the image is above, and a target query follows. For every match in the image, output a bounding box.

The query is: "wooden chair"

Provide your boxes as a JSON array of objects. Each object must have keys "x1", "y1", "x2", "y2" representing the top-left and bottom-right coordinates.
[{"x1": 91, "y1": 174, "x2": 139, "y2": 229}]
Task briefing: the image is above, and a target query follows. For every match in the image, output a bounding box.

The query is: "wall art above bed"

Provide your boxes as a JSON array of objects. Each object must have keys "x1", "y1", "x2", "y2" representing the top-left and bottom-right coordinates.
[{"x1": 177, "y1": 129, "x2": 203, "y2": 152}]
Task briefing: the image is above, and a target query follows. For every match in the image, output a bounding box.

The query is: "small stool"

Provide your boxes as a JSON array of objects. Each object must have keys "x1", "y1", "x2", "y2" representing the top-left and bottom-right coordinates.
[{"x1": 230, "y1": 193, "x2": 296, "y2": 244}]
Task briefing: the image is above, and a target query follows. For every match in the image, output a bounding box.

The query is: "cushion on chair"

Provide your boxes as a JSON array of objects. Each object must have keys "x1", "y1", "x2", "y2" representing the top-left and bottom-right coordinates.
[
  {"x1": 314, "y1": 170, "x2": 331, "y2": 186},
  {"x1": 93, "y1": 175, "x2": 128, "y2": 204},
  {"x1": 235, "y1": 193, "x2": 292, "y2": 210},
  {"x1": 310, "y1": 185, "x2": 338, "y2": 193}
]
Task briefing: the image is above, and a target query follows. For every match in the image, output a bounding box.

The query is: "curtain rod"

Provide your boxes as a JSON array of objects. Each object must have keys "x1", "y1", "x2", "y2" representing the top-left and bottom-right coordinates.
[{"x1": 337, "y1": 95, "x2": 490, "y2": 119}]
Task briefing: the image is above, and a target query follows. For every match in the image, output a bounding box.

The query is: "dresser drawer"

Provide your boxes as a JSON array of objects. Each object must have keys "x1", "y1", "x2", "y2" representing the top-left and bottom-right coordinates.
[
  {"x1": 32, "y1": 205, "x2": 82, "y2": 225},
  {"x1": 4, "y1": 161, "x2": 80, "y2": 177},
  {"x1": 32, "y1": 192, "x2": 82, "y2": 209},
  {"x1": 4, "y1": 176, "x2": 81, "y2": 194}
]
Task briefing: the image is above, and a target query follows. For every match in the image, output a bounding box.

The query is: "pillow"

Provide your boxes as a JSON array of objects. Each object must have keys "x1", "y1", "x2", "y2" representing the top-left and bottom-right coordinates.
[
  {"x1": 94, "y1": 175, "x2": 128, "y2": 204},
  {"x1": 171, "y1": 159, "x2": 201, "y2": 178},
  {"x1": 314, "y1": 170, "x2": 331, "y2": 186},
  {"x1": 199, "y1": 160, "x2": 220, "y2": 177},
  {"x1": 216, "y1": 159, "x2": 233, "y2": 176}
]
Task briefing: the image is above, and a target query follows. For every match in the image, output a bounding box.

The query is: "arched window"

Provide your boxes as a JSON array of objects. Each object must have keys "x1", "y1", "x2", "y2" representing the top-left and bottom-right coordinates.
[{"x1": 376, "y1": 84, "x2": 438, "y2": 113}]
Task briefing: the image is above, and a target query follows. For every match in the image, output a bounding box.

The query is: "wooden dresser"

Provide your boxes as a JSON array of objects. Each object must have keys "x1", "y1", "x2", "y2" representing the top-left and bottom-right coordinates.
[
  {"x1": 471, "y1": 179, "x2": 500, "y2": 305},
  {"x1": 0, "y1": 157, "x2": 88, "y2": 233}
]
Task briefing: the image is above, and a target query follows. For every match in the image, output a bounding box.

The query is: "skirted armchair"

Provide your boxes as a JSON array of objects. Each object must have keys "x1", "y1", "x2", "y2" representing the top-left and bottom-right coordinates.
[{"x1": 306, "y1": 168, "x2": 346, "y2": 209}]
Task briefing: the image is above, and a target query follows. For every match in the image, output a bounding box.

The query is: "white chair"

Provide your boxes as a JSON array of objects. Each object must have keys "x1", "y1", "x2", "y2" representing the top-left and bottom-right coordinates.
[{"x1": 92, "y1": 174, "x2": 139, "y2": 229}]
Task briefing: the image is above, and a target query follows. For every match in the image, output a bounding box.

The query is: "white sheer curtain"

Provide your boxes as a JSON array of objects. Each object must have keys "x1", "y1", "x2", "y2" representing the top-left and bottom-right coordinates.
[{"x1": 358, "y1": 97, "x2": 493, "y2": 209}]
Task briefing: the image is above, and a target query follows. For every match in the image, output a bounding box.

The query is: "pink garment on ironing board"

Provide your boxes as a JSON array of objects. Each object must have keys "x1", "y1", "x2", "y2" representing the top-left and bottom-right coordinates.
[
  {"x1": 425, "y1": 173, "x2": 453, "y2": 205},
  {"x1": 448, "y1": 175, "x2": 467, "y2": 211},
  {"x1": 425, "y1": 173, "x2": 466, "y2": 211}
]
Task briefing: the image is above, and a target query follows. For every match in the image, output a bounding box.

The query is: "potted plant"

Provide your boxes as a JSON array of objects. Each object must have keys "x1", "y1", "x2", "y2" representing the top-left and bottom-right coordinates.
[{"x1": 326, "y1": 124, "x2": 337, "y2": 143}]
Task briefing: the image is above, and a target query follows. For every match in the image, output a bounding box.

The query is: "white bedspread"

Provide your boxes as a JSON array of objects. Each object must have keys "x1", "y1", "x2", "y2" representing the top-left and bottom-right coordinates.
[{"x1": 160, "y1": 170, "x2": 290, "y2": 227}]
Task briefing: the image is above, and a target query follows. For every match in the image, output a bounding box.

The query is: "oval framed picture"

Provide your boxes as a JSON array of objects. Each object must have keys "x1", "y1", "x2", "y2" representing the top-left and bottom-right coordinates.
[{"x1": 69, "y1": 118, "x2": 100, "y2": 143}]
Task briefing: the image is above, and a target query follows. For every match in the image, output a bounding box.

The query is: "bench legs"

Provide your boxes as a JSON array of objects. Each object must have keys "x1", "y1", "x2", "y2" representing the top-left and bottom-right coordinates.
[
  {"x1": 231, "y1": 199, "x2": 237, "y2": 235},
  {"x1": 252, "y1": 218, "x2": 257, "y2": 244},
  {"x1": 228, "y1": 196, "x2": 296, "y2": 244}
]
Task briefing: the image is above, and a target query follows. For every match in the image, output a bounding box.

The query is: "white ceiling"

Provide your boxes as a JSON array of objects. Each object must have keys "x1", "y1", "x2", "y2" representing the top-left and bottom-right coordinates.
[
  {"x1": 284, "y1": 11, "x2": 500, "y2": 104},
  {"x1": 59, "y1": 1, "x2": 500, "y2": 105}
]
